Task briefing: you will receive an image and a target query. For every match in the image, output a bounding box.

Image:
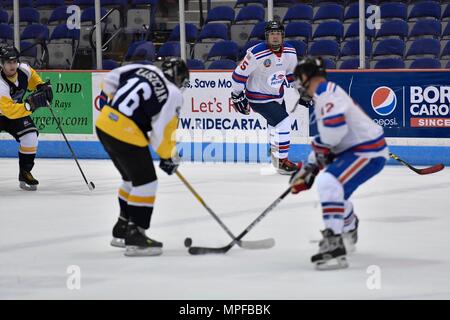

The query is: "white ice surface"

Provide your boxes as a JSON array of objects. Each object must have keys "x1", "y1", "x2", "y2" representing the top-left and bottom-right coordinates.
[{"x1": 1, "y1": 158, "x2": 450, "y2": 300}]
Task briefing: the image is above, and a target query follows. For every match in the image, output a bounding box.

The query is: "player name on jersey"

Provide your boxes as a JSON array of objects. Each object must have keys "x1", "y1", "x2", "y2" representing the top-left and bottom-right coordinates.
[{"x1": 135, "y1": 68, "x2": 168, "y2": 103}]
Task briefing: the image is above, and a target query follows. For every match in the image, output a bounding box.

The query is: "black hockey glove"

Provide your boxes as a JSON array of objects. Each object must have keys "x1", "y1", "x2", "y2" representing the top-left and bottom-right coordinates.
[
  {"x1": 289, "y1": 162, "x2": 320, "y2": 194},
  {"x1": 25, "y1": 90, "x2": 49, "y2": 112},
  {"x1": 231, "y1": 91, "x2": 250, "y2": 115},
  {"x1": 159, "y1": 157, "x2": 180, "y2": 175},
  {"x1": 36, "y1": 80, "x2": 53, "y2": 104}
]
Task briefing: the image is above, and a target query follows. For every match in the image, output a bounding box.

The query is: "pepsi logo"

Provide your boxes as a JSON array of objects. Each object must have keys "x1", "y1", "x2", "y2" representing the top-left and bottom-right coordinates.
[{"x1": 371, "y1": 86, "x2": 397, "y2": 116}]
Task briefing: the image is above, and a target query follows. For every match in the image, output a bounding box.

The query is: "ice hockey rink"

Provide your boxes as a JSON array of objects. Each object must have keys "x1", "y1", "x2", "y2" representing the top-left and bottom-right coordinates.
[{"x1": 1, "y1": 158, "x2": 450, "y2": 300}]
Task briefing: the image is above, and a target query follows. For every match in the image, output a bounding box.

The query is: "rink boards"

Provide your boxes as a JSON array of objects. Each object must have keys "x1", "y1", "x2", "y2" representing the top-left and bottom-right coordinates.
[{"x1": 0, "y1": 69, "x2": 449, "y2": 165}]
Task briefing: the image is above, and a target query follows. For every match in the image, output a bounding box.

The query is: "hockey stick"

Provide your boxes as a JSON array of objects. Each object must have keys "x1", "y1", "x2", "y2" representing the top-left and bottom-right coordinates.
[
  {"x1": 389, "y1": 152, "x2": 444, "y2": 175},
  {"x1": 188, "y1": 186, "x2": 291, "y2": 255},
  {"x1": 47, "y1": 104, "x2": 95, "y2": 191},
  {"x1": 175, "y1": 171, "x2": 275, "y2": 250}
]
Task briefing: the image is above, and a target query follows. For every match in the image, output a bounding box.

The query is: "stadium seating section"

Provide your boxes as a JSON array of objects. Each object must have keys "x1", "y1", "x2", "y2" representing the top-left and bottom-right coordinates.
[{"x1": 0, "y1": 0, "x2": 449, "y2": 69}]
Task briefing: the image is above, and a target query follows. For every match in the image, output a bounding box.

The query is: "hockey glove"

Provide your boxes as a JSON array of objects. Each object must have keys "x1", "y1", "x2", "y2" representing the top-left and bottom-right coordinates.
[
  {"x1": 311, "y1": 136, "x2": 335, "y2": 168},
  {"x1": 231, "y1": 91, "x2": 250, "y2": 115},
  {"x1": 289, "y1": 162, "x2": 320, "y2": 194},
  {"x1": 25, "y1": 90, "x2": 49, "y2": 112},
  {"x1": 36, "y1": 80, "x2": 53, "y2": 104},
  {"x1": 159, "y1": 157, "x2": 180, "y2": 175}
]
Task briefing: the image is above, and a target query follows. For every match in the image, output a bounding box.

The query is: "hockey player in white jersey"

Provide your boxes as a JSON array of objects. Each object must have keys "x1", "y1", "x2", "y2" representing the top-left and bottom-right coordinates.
[
  {"x1": 231, "y1": 20, "x2": 298, "y2": 174},
  {"x1": 96, "y1": 58, "x2": 189, "y2": 256},
  {"x1": 290, "y1": 57, "x2": 389, "y2": 270}
]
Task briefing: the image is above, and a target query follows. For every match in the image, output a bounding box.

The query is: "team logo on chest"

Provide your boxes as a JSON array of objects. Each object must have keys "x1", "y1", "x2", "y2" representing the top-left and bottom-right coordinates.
[
  {"x1": 267, "y1": 72, "x2": 286, "y2": 88},
  {"x1": 263, "y1": 58, "x2": 271, "y2": 68}
]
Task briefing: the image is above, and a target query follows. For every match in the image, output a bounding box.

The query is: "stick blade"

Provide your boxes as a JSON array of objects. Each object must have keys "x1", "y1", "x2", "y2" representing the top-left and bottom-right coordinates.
[
  {"x1": 188, "y1": 245, "x2": 232, "y2": 255},
  {"x1": 238, "y1": 238, "x2": 275, "y2": 249},
  {"x1": 417, "y1": 164, "x2": 445, "y2": 175}
]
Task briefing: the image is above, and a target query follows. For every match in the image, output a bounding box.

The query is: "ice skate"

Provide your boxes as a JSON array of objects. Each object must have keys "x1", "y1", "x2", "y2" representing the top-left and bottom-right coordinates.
[
  {"x1": 311, "y1": 229, "x2": 348, "y2": 270},
  {"x1": 19, "y1": 170, "x2": 39, "y2": 191},
  {"x1": 343, "y1": 215, "x2": 359, "y2": 254},
  {"x1": 272, "y1": 156, "x2": 297, "y2": 175},
  {"x1": 110, "y1": 217, "x2": 128, "y2": 248},
  {"x1": 124, "y1": 223, "x2": 163, "y2": 257}
]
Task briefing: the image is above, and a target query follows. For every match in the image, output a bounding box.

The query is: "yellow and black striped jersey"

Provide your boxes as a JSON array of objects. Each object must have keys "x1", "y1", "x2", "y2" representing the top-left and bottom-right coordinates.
[
  {"x1": 95, "y1": 64, "x2": 183, "y2": 159},
  {"x1": 0, "y1": 63, "x2": 44, "y2": 119}
]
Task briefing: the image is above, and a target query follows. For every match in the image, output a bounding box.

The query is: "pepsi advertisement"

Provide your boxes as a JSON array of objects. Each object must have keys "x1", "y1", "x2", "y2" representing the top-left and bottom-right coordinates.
[{"x1": 310, "y1": 71, "x2": 450, "y2": 138}]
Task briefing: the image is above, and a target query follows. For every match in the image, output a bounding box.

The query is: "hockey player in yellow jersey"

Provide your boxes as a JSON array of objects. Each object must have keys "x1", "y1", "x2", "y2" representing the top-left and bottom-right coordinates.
[
  {"x1": 0, "y1": 45, "x2": 53, "y2": 191},
  {"x1": 96, "y1": 58, "x2": 189, "y2": 257}
]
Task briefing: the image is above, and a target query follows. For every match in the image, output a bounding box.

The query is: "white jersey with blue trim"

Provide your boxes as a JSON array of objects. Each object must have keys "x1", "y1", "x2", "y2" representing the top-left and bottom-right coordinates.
[
  {"x1": 231, "y1": 41, "x2": 297, "y2": 104},
  {"x1": 313, "y1": 81, "x2": 389, "y2": 159}
]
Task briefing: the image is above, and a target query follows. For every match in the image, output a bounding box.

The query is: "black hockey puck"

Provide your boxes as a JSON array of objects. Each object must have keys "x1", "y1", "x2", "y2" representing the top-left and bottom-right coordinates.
[{"x1": 184, "y1": 237, "x2": 192, "y2": 248}]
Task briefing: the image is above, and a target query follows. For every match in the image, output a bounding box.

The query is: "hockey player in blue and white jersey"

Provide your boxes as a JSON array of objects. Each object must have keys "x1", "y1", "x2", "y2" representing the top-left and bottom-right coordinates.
[
  {"x1": 231, "y1": 20, "x2": 298, "y2": 174},
  {"x1": 289, "y1": 57, "x2": 389, "y2": 270}
]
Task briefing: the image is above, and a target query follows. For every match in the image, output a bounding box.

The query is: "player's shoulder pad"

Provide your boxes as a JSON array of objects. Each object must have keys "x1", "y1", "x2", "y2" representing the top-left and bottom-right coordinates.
[
  {"x1": 250, "y1": 42, "x2": 272, "y2": 60},
  {"x1": 314, "y1": 81, "x2": 337, "y2": 97},
  {"x1": 18, "y1": 63, "x2": 32, "y2": 78},
  {"x1": 283, "y1": 42, "x2": 297, "y2": 55}
]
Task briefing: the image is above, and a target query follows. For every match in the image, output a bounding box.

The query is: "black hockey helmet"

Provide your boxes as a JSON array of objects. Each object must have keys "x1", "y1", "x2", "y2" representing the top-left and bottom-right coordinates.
[
  {"x1": 293, "y1": 56, "x2": 327, "y2": 106},
  {"x1": 0, "y1": 44, "x2": 20, "y2": 65},
  {"x1": 265, "y1": 20, "x2": 285, "y2": 38},
  {"x1": 162, "y1": 57, "x2": 189, "y2": 89}
]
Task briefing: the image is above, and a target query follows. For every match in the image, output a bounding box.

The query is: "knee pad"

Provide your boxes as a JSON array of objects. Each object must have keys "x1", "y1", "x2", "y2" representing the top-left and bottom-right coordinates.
[
  {"x1": 316, "y1": 172, "x2": 344, "y2": 203},
  {"x1": 19, "y1": 132, "x2": 38, "y2": 154},
  {"x1": 128, "y1": 180, "x2": 158, "y2": 207}
]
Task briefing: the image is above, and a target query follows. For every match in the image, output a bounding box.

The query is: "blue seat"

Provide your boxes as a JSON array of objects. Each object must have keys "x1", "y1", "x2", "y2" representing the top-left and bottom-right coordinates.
[
  {"x1": 21, "y1": 24, "x2": 50, "y2": 42},
  {"x1": 130, "y1": 0, "x2": 158, "y2": 4},
  {"x1": 187, "y1": 59, "x2": 205, "y2": 70},
  {"x1": 408, "y1": 1, "x2": 441, "y2": 21},
  {"x1": 446, "y1": 61, "x2": 450, "y2": 69},
  {"x1": 249, "y1": 21, "x2": 266, "y2": 40},
  {"x1": 442, "y1": 41, "x2": 450, "y2": 59},
  {"x1": 4, "y1": 0, "x2": 32, "y2": 8},
  {"x1": 35, "y1": 0, "x2": 65, "y2": 7},
  {"x1": 339, "y1": 58, "x2": 361, "y2": 69},
  {"x1": 380, "y1": 3, "x2": 407, "y2": 21},
  {"x1": 235, "y1": 0, "x2": 266, "y2": 7},
  {"x1": 73, "y1": 0, "x2": 95, "y2": 5},
  {"x1": 286, "y1": 40, "x2": 307, "y2": 56},
  {"x1": 0, "y1": 10, "x2": 7, "y2": 24},
  {"x1": 443, "y1": 5, "x2": 450, "y2": 22},
  {"x1": 0, "y1": 24, "x2": 14, "y2": 41},
  {"x1": 50, "y1": 24, "x2": 80, "y2": 40},
  {"x1": 309, "y1": 40, "x2": 339, "y2": 59},
  {"x1": 285, "y1": 22, "x2": 312, "y2": 41},
  {"x1": 102, "y1": 59, "x2": 120, "y2": 70},
  {"x1": 344, "y1": 2, "x2": 369, "y2": 22},
  {"x1": 406, "y1": 38, "x2": 440, "y2": 58},
  {"x1": 197, "y1": 23, "x2": 229, "y2": 41},
  {"x1": 102, "y1": 0, "x2": 127, "y2": 5},
  {"x1": 374, "y1": 58, "x2": 405, "y2": 69},
  {"x1": 344, "y1": 21, "x2": 375, "y2": 40},
  {"x1": 168, "y1": 23, "x2": 198, "y2": 42},
  {"x1": 207, "y1": 40, "x2": 239, "y2": 61},
  {"x1": 9, "y1": 8, "x2": 39, "y2": 24},
  {"x1": 48, "y1": 6, "x2": 70, "y2": 24},
  {"x1": 125, "y1": 41, "x2": 155, "y2": 61},
  {"x1": 409, "y1": 19, "x2": 441, "y2": 39},
  {"x1": 208, "y1": 59, "x2": 237, "y2": 70},
  {"x1": 313, "y1": 21, "x2": 343, "y2": 41},
  {"x1": 322, "y1": 58, "x2": 336, "y2": 69},
  {"x1": 283, "y1": 4, "x2": 313, "y2": 23},
  {"x1": 274, "y1": 0, "x2": 295, "y2": 5},
  {"x1": 376, "y1": 20, "x2": 408, "y2": 39},
  {"x1": 157, "y1": 41, "x2": 180, "y2": 58},
  {"x1": 239, "y1": 39, "x2": 262, "y2": 59},
  {"x1": 235, "y1": 5, "x2": 265, "y2": 23},
  {"x1": 443, "y1": 23, "x2": 450, "y2": 39},
  {"x1": 373, "y1": 39, "x2": 405, "y2": 58},
  {"x1": 313, "y1": 4, "x2": 344, "y2": 22},
  {"x1": 20, "y1": 41, "x2": 37, "y2": 58},
  {"x1": 205, "y1": 6, "x2": 235, "y2": 25},
  {"x1": 341, "y1": 40, "x2": 372, "y2": 58},
  {"x1": 81, "y1": 7, "x2": 107, "y2": 23},
  {"x1": 410, "y1": 58, "x2": 441, "y2": 69}
]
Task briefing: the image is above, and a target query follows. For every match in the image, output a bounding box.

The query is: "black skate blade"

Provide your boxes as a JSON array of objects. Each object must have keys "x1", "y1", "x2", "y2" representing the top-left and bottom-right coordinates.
[
  {"x1": 315, "y1": 256, "x2": 348, "y2": 271},
  {"x1": 19, "y1": 181, "x2": 37, "y2": 191},
  {"x1": 124, "y1": 246, "x2": 162, "y2": 257},
  {"x1": 110, "y1": 238, "x2": 125, "y2": 248}
]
